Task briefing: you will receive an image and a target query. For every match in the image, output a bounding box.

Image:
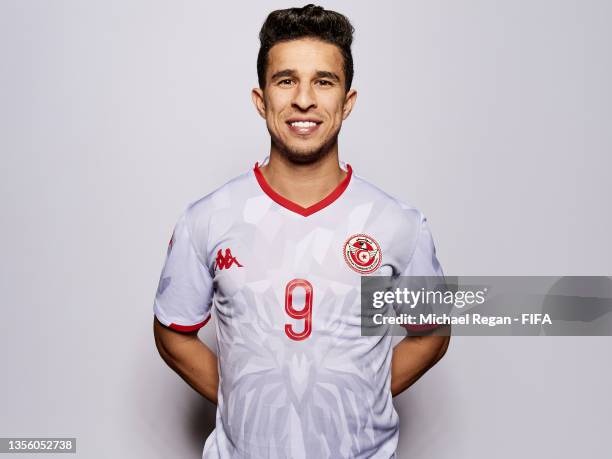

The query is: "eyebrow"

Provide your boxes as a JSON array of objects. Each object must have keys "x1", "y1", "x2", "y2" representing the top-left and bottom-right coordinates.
[{"x1": 270, "y1": 69, "x2": 341, "y2": 83}]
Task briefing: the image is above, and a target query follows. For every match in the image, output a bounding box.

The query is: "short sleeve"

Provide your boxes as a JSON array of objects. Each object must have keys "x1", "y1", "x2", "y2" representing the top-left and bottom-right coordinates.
[
  {"x1": 153, "y1": 207, "x2": 214, "y2": 332},
  {"x1": 402, "y1": 215, "x2": 444, "y2": 278},
  {"x1": 395, "y1": 213, "x2": 446, "y2": 332}
]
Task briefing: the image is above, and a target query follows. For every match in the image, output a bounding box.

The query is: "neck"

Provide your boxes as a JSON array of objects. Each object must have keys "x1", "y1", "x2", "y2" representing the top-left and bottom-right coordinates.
[{"x1": 258, "y1": 146, "x2": 347, "y2": 209}]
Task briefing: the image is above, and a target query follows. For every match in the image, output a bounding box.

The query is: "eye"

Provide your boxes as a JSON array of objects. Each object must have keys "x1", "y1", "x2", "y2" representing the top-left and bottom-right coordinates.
[
  {"x1": 278, "y1": 79, "x2": 294, "y2": 86},
  {"x1": 317, "y1": 80, "x2": 333, "y2": 86}
]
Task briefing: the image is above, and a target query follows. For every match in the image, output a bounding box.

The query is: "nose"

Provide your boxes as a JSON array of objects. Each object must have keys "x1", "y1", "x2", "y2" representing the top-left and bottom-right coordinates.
[{"x1": 292, "y1": 83, "x2": 317, "y2": 111}]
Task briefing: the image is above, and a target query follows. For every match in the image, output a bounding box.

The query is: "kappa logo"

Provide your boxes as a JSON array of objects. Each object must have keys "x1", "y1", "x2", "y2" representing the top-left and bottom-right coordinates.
[
  {"x1": 215, "y1": 248, "x2": 243, "y2": 271},
  {"x1": 343, "y1": 234, "x2": 382, "y2": 274}
]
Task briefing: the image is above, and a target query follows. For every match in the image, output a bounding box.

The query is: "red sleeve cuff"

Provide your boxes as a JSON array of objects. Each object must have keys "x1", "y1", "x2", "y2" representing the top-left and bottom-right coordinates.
[
  {"x1": 167, "y1": 314, "x2": 211, "y2": 332},
  {"x1": 402, "y1": 323, "x2": 442, "y2": 332}
]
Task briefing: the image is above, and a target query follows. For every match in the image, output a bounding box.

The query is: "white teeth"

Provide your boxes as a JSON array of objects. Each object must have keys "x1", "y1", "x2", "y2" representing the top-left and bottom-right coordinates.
[{"x1": 290, "y1": 121, "x2": 317, "y2": 127}]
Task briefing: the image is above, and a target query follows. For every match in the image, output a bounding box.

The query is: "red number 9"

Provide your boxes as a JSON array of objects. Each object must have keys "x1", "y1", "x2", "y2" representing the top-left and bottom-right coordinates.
[{"x1": 284, "y1": 279, "x2": 313, "y2": 341}]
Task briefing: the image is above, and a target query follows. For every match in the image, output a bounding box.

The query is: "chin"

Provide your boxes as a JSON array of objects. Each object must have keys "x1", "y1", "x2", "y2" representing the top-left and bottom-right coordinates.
[
  {"x1": 278, "y1": 145, "x2": 330, "y2": 165},
  {"x1": 274, "y1": 133, "x2": 339, "y2": 165}
]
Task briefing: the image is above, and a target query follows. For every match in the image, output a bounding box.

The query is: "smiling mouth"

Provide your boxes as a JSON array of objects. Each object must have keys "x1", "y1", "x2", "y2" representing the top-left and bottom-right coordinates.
[{"x1": 286, "y1": 120, "x2": 322, "y2": 136}]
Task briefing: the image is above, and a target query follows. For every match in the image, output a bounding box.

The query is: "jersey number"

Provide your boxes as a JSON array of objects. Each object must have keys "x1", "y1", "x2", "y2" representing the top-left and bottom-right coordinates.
[{"x1": 284, "y1": 279, "x2": 313, "y2": 341}]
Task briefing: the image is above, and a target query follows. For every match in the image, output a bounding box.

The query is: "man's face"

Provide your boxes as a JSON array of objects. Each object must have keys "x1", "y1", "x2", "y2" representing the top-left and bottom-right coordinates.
[{"x1": 252, "y1": 38, "x2": 357, "y2": 164}]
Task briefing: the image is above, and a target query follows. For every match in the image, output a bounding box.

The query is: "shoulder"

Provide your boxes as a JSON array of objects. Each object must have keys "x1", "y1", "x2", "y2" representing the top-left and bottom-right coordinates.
[
  {"x1": 350, "y1": 172, "x2": 426, "y2": 227},
  {"x1": 167, "y1": 169, "x2": 256, "y2": 256},
  {"x1": 349, "y1": 172, "x2": 437, "y2": 269},
  {"x1": 182, "y1": 169, "x2": 254, "y2": 227}
]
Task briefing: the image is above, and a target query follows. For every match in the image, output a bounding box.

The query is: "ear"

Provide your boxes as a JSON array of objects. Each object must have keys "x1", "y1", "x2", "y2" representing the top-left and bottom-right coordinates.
[
  {"x1": 342, "y1": 88, "x2": 358, "y2": 120},
  {"x1": 251, "y1": 87, "x2": 266, "y2": 119}
]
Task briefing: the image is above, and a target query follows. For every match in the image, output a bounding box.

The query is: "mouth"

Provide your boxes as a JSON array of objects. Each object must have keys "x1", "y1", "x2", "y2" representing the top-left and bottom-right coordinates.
[{"x1": 286, "y1": 118, "x2": 323, "y2": 136}]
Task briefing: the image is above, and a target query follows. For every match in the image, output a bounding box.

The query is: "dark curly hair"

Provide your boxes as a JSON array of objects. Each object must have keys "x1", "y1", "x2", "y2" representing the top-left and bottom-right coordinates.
[{"x1": 257, "y1": 4, "x2": 355, "y2": 93}]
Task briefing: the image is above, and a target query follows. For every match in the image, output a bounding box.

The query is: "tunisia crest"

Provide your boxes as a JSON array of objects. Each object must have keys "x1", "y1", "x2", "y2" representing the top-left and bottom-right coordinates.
[{"x1": 343, "y1": 234, "x2": 382, "y2": 274}]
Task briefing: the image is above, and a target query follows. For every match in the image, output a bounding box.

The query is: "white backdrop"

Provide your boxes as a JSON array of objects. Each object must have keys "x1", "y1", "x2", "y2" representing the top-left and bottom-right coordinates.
[{"x1": 1, "y1": 1, "x2": 610, "y2": 458}]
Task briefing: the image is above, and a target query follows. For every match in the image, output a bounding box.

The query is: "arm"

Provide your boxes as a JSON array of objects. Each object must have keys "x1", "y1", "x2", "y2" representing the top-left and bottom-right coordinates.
[
  {"x1": 153, "y1": 316, "x2": 219, "y2": 405},
  {"x1": 390, "y1": 325, "x2": 450, "y2": 397}
]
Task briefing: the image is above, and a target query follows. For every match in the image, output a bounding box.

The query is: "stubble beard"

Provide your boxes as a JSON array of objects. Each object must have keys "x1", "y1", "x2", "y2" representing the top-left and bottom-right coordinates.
[{"x1": 269, "y1": 125, "x2": 341, "y2": 166}]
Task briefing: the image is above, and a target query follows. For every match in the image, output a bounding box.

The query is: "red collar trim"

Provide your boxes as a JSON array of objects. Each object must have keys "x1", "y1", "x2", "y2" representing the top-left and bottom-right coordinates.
[{"x1": 253, "y1": 161, "x2": 352, "y2": 217}]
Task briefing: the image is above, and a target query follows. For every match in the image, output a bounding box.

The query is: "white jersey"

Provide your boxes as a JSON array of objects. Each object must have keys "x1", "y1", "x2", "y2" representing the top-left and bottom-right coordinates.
[{"x1": 153, "y1": 155, "x2": 444, "y2": 459}]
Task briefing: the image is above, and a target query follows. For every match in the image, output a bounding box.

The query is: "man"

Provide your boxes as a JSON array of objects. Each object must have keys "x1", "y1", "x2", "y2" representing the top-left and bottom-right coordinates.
[{"x1": 153, "y1": 4, "x2": 450, "y2": 458}]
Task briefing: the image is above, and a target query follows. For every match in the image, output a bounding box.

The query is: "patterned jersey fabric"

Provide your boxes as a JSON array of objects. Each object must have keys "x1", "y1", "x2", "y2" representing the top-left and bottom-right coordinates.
[{"x1": 153, "y1": 155, "x2": 444, "y2": 459}]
